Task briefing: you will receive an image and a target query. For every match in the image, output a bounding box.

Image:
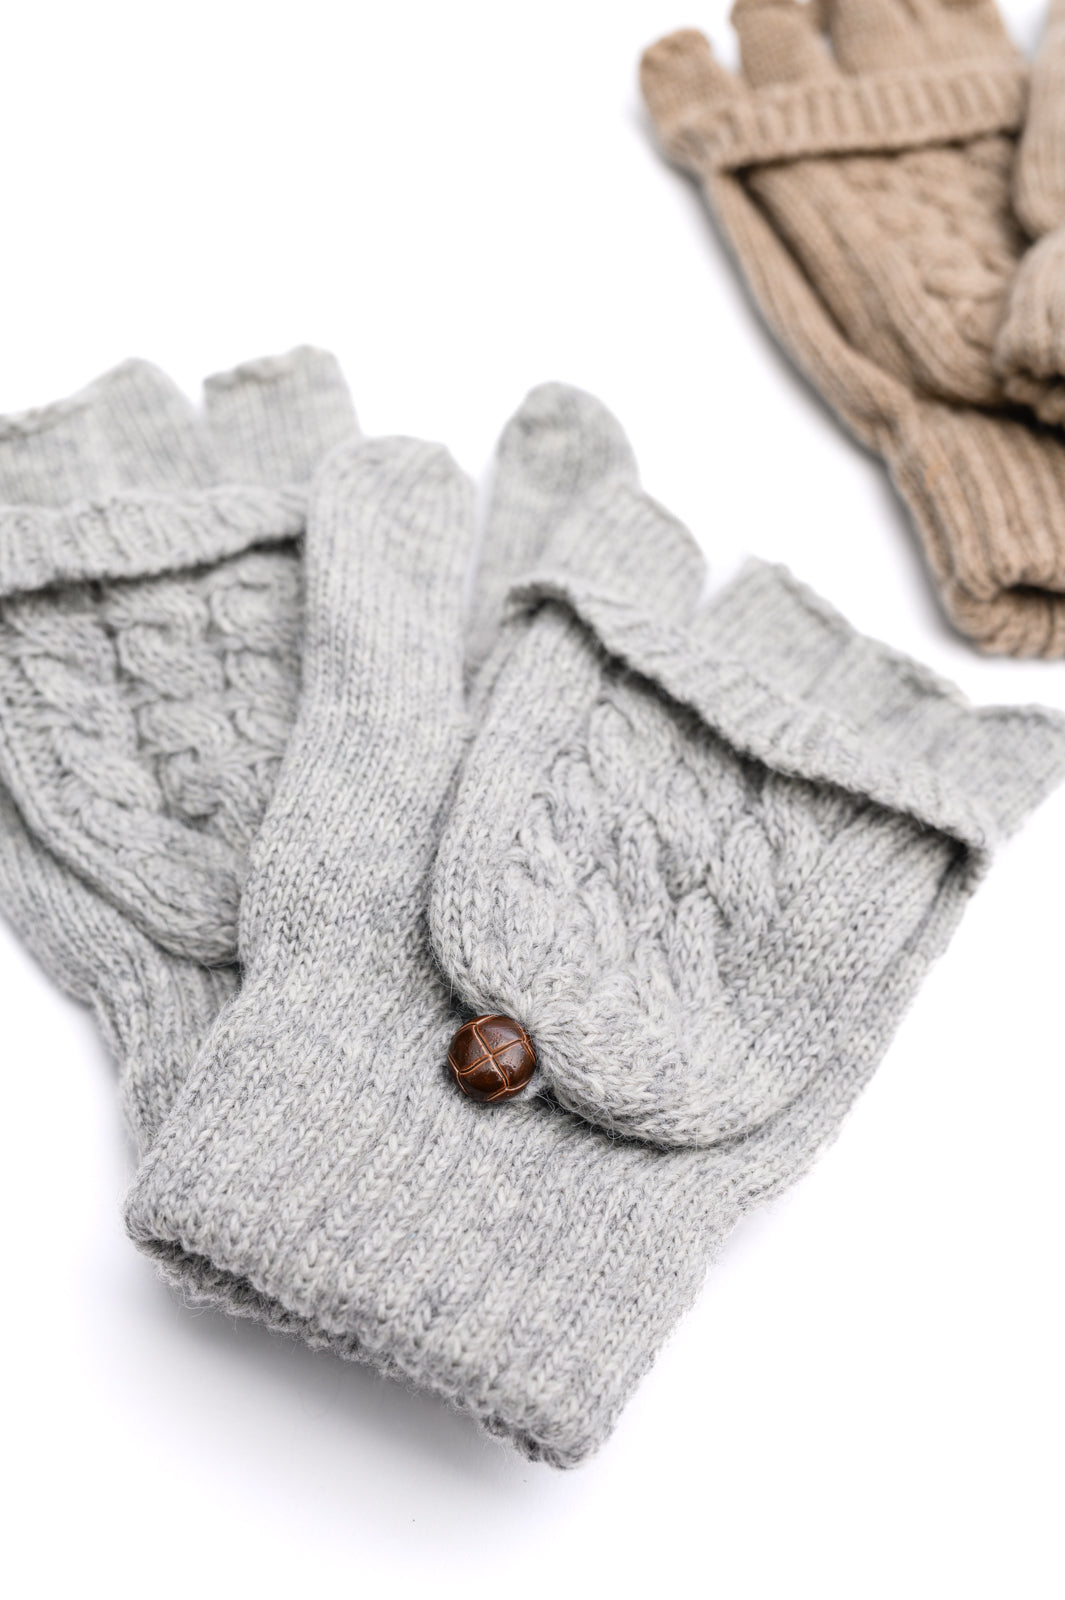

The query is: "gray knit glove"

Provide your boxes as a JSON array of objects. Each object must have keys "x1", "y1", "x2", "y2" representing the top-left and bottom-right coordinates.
[
  {"x1": 434, "y1": 552, "x2": 1065, "y2": 1144},
  {"x1": 125, "y1": 386, "x2": 1065, "y2": 1466},
  {"x1": 0, "y1": 349, "x2": 357, "y2": 1144}
]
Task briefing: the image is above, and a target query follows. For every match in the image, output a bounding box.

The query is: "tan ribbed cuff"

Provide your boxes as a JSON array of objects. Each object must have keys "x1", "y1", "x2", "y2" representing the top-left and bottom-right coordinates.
[
  {"x1": 886, "y1": 400, "x2": 1065, "y2": 657},
  {"x1": 703, "y1": 60, "x2": 1024, "y2": 170},
  {"x1": 644, "y1": 31, "x2": 1024, "y2": 172}
]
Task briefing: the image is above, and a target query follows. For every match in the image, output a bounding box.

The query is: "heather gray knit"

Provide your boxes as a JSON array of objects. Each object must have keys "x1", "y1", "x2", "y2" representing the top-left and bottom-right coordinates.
[
  {"x1": 125, "y1": 386, "x2": 1065, "y2": 1466},
  {"x1": 0, "y1": 368, "x2": 632, "y2": 1148},
  {"x1": 0, "y1": 350, "x2": 358, "y2": 1143}
]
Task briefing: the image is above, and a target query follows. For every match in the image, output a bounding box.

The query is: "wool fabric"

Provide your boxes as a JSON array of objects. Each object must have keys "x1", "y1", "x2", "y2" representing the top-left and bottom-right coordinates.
[
  {"x1": 0, "y1": 350, "x2": 358, "y2": 1143},
  {"x1": 125, "y1": 385, "x2": 1065, "y2": 1467},
  {"x1": 995, "y1": 0, "x2": 1065, "y2": 423},
  {"x1": 0, "y1": 368, "x2": 634, "y2": 1150},
  {"x1": 641, "y1": 0, "x2": 1065, "y2": 657}
]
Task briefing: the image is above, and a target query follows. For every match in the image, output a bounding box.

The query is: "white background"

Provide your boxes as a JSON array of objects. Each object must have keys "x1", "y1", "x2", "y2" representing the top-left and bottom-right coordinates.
[{"x1": 1, "y1": 3, "x2": 1062, "y2": 1596}]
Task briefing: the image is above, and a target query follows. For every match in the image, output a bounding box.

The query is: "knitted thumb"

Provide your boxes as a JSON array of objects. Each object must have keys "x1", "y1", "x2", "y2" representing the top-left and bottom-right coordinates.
[
  {"x1": 993, "y1": 0, "x2": 1065, "y2": 423},
  {"x1": 125, "y1": 437, "x2": 478, "y2": 1329},
  {"x1": 233, "y1": 437, "x2": 472, "y2": 972}
]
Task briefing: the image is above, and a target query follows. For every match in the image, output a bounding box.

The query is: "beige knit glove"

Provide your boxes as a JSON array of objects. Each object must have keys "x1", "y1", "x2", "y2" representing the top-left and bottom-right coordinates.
[
  {"x1": 642, "y1": 0, "x2": 1065, "y2": 657},
  {"x1": 994, "y1": 0, "x2": 1065, "y2": 424}
]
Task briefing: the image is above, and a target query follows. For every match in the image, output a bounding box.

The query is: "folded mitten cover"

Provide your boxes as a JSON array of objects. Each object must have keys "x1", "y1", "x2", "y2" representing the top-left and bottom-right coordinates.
[
  {"x1": 126, "y1": 386, "x2": 1065, "y2": 1466},
  {"x1": 0, "y1": 349, "x2": 355, "y2": 1142},
  {"x1": 642, "y1": 0, "x2": 1065, "y2": 656},
  {"x1": 994, "y1": 0, "x2": 1065, "y2": 423},
  {"x1": 0, "y1": 365, "x2": 633, "y2": 1150}
]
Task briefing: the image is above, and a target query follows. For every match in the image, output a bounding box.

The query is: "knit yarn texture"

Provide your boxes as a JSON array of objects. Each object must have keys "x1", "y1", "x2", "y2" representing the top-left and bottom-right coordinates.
[
  {"x1": 125, "y1": 384, "x2": 1065, "y2": 1467},
  {"x1": 641, "y1": 0, "x2": 1065, "y2": 657},
  {"x1": 995, "y1": 0, "x2": 1065, "y2": 423},
  {"x1": 0, "y1": 349, "x2": 359, "y2": 1143}
]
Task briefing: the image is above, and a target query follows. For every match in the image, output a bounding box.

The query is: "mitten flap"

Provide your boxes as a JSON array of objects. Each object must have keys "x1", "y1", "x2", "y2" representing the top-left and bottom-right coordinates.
[
  {"x1": 512, "y1": 560, "x2": 1065, "y2": 855},
  {"x1": 437, "y1": 563, "x2": 1065, "y2": 1148},
  {"x1": 0, "y1": 486, "x2": 305, "y2": 601}
]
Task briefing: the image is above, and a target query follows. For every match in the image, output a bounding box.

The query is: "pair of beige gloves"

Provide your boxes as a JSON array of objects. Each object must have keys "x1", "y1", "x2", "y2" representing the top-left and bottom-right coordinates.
[{"x1": 643, "y1": 0, "x2": 1065, "y2": 657}]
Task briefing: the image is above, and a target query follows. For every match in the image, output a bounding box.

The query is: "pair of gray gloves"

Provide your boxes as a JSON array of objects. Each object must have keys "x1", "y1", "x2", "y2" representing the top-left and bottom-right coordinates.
[{"x1": 1, "y1": 348, "x2": 1062, "y2": 1466}]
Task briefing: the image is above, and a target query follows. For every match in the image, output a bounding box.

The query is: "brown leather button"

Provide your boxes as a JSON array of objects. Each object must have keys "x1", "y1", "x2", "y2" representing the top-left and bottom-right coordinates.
[{"x1": 448, "y1": 1015, "x2": 536, "y2": 1103}]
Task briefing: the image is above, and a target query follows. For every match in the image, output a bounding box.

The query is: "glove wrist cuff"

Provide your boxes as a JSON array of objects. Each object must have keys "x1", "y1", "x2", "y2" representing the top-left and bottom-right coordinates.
[{"x1": 886, "y1": 403, "x2": 1065, "y2": 657}]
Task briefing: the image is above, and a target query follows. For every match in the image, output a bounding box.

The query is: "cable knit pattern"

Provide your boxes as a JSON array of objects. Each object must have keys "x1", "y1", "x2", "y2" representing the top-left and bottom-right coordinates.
[
  {"x1": 0, "y1": 350, "x2": 357, "y2": 1144},
  {"x1": 752, "y1": 138, "x2": 1022, "y2": 407},
  {"x1": 0, "y1": 373, "x2": 624, "y2": 1154},
  {"x1": 431, "y1": 539, "x2": 1064, "y2": 1147},
  {"x1": 0, "y1": 781, "x2": 237, "y2": 1139},
  {"x1": 125, "y1": 387, "x2": 1065, "y2": 1467},
  {"x1": 436, "y1": 635, "x2": 930, "y2": 1148},
  {"x1": 0, "y1": 549, "x2": 301, "y2": 961},
  {"x1": 994, "y1": 0, "x2": 1065, "y2": 423},
  {"x1": 641, "y1": 0, "x2": 1065, "y2": 655}
]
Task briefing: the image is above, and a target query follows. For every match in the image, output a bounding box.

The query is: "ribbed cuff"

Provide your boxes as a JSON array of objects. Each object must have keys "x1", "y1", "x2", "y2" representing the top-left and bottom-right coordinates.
[
  {"x1": 0, "y1": 485, "x2": 305, "y2": 602},
  {"x1": 642, "y1": 28, "x2": 1024, "y2": 172},
  {"x1": 886, "y1": 401, "x2": 1065, "y2": 658},
  {"x1": 703, "y1": 61, "x2": 1025, "y2": 171}
]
